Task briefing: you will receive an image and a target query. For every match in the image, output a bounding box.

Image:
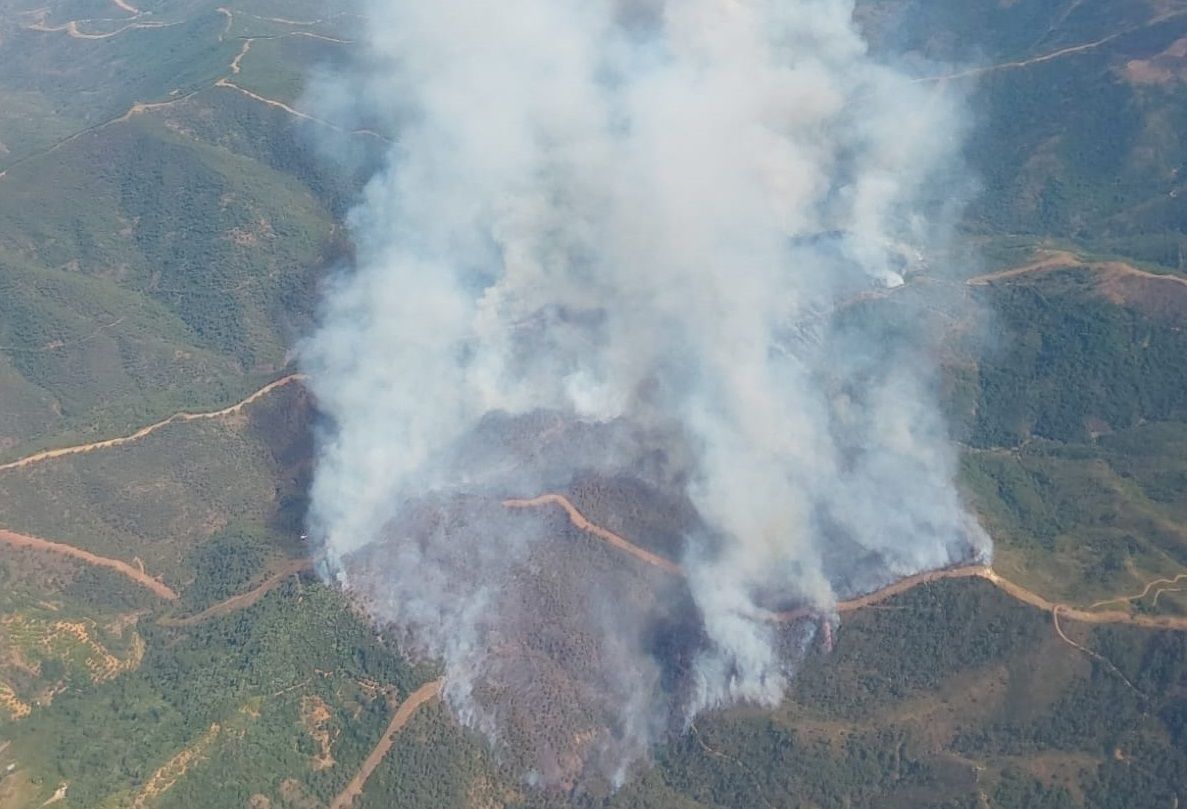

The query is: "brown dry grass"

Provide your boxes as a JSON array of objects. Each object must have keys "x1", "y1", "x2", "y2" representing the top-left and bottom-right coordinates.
[
  {"x1": 0, "y1": 679, "x2": 32, "y2": 719},
  {"x1": 301, "y1": 695, "x2": 336, "y2": 771}
]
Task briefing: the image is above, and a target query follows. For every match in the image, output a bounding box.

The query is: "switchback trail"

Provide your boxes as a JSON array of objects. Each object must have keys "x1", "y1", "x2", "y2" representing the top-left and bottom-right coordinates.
[
  {"x1": 0, "y1": 374, "x2": 305, "y2": 473},
  {"x1": 0, "y1": 527, "x2": 176, "y2": 600},
  {"x1": 1090, "y1": 573, "x2": 1187, "y2": 610},
  {"x1": 329, "y1": 679, "x2": 444, "y2": 809},
  {"x1": 159, "y1": 558, "x2": 312, "y2": 627},
  {"x1": 505, "y1": 494, "x2": 1187, "y2": 631}
]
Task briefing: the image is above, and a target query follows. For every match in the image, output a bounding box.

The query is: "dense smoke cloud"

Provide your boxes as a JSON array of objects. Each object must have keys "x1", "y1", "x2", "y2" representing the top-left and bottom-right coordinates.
[{"x1": 303, "y1": 0, "x2": 990, "y2": 788}]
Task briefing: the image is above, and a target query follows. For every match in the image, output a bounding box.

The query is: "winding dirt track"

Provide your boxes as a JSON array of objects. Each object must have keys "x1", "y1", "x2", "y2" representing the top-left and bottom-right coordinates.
[
  {"x1": 966, "y1": 250, "x2": 1187, "y2": 289},
  {"x1": 923, "y1": 9, "x2": 1187, "y2": 82},
  {"x1": 28, "y1": 19, "x2": 175, "y2": 39},
  {"x1": 329, "y1": 679, "x2": 444, "y2": 809},
  {"x1": 504, "y1": 495, "x2": 683, "y2": 575},
  {"x1": 0, "y1": 527, "x2": 176, "y2": 600},
  {"x1": 158, "y1": 558, "x2": 312, "y2": 626},
  {"x1": 776, "y1": 565, "x2": 991, "y2": 622},
  {"x1": 506, "y1": 494, "x2": 1187, "y2": 631},
  {"x1": 0, "y1": 375, "x2": 305, "y2": 604},
  {"x1": 1052, "y1": 607, "x2": 1143, "y2": 696},
  {"x1": 0, "y1": 374, "x2": 305, "y2": 474},
  {"x1": 1091, "y1": 573, "x2": 1187, "y2": 610},
  {"x1": 0, "y1": 8, "x2": 377, "y2": 189}
]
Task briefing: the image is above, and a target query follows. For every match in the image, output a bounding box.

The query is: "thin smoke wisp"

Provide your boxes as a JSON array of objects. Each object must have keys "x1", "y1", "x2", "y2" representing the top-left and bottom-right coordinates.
[{"x1": 302, "y1": 0, "x2": 990, "y2": 788}]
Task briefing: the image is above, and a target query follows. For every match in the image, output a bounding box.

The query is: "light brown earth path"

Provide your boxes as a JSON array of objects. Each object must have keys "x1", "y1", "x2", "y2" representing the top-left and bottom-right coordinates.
[
  {"x1": 933, "y1": 31, "x2": 1130, "y2": 80},
  {"x1": 213, "y1": 79, "x2": 387, "y2": 140},
  {"x1": 505, "y1": 493, "x2": 1187, "y2": 631},
  {"x1": 0, "y1": 527, "x2": 177, "y2": 600},
  {"x1": 27, "y1": 19, "x2": 175, "y2": 39},
  {"x1": 329, "y1": 679, "x2": 444, "y2": 809},
  {"x1": 227, "y1": 37, "x2": 252, "y2": 75},
  {"x1": 0, "y1": 9, "x2": 382, "y2": 189},
  {"x1": 112, "y1": 93, "x2": 200, "y2": 125},
  {"x1": 924, "y1": 9, "x2": 1187, "y2": 82},
  {"x1": 1090, "y1": 573, "x2": 1187, "y2": 611},
  {"x1": 0, "y1": 317, "x2": 126, "y2": 354},
  {"x1": 212, "y1": 21, "x2": 378, "y2": 138},
  {"x1": 504, "y1": 494, "x2": 683, "y2": 575},
  {"x1": 1051, "y1": 607, "x2": 1144, "y2": 696},
  {"x1": 159, "y1": 558, "x2": 313, "y2": 627},
  {"x1": 0, "y1": 373, "x2": 306, "y2": 474},
  {"x1": 776, "y1": 564, "x2": 993, "y2": 622},
  {"x1": 966, "y1": 249, "x2": 1187, "y2": 288}
]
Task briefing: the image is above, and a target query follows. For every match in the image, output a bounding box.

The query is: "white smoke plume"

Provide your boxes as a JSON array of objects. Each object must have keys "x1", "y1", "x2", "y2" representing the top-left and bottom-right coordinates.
[{"x1": 303, "y1": 0, "x2": 990, "y2": 788}]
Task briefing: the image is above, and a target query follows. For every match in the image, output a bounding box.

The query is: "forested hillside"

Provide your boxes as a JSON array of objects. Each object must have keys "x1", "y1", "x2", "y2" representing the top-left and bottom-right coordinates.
[{"x1": 1, "y1": 0, "x2": 1186, "y2": 807}]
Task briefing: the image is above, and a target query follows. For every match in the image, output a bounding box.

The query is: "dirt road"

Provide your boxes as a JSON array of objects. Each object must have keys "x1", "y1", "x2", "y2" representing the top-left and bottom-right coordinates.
[
  {"x1": 0, "y1": 527, "x2": 176, "y2": 599},
  {"x1": 924, "y1": 10, "x2": 1187, "y2": 82},
  {"x1": 159, "y1": 558, "x2": 312, "y2": 626},
  {"x1": 966, "y1": 250, "x2": 1187, "y2": 289},
  {"x1": 504, "y1": 495, "x2": 683, "y2": 575},
  {"x1": 506, "y1": 493, "x2": 1187, "y2": 631},
  {"x1": 329, "y1": 679, "x2": 444, "y2": 809},
  {"x1": 776, "y1": 565, "x2": 991, "y2": 622},
  {"x1": 1052, "y1": 606, "x2": 1143, "y2": 695},
  {"x1": 0, "y1": 9, "x2": 379, "y2": 191},
  {"x1": 1091, "y1": 573, "x2": 1187, "y2": 610},
  {"x1": 0, "y1": 374, "x2": 305, "y2": 474}
]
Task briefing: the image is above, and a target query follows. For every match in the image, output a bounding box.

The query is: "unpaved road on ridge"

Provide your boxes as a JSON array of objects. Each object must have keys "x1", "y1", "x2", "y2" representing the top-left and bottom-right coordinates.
[
  {"x1": 507, "y1": 493, "x2": 1187, "y2": 631},
  {"x1": 0, "y1": 376, "x2": 306, "y2": 603},
  {"x1": 966, "y1": 249, "x2": 1187, "y2": 289},
  {"x1": 159, "y1": 558, "x2": 312, "y2": 626},
  {"x1": 329, "y1": 679, "x2": 444, "y2": 809},
  {"x1": 504, "y1": 495, "x2": 683, "y2": 575},
  {"x1": 0, "y1": 527, "x2": 177, "y2": 599},
  {"x1": 0, "y1": 374, "x2": 305, "y2": 473},
  {"x1": 925, "y1": 9, "x2": 1187, "y2": 82}
]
